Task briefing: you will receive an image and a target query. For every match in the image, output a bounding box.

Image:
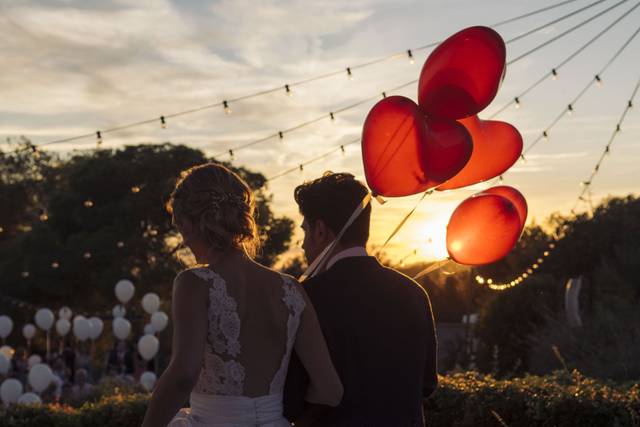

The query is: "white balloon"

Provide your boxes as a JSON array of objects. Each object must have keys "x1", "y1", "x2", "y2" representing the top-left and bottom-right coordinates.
[
  {"x1": 73, "y1": 316, "x2": 91, "y2": 341},
  {"x1": 18, "y1": 392, "x2": 41, "y2": 405},
  {"x1": 151, "y1": 311, "x2": 169, "y2": 333},
  {"x1": 88, "y1": 317, "x2": 104, "y2": 340},
  {"x1": 28, "y1": 363, "x2": 53, "y2": 393},
  {"x1": 0, "y1": 354, "x2": 9, "y2": 375},
  {"x1": 143, "y1": 324, "x2": 155, "y2": 335},
  {"x1": 141, "y1": 293, "x2": 161, "y2": 314},
  {"x1": 115, "y1": 279, "x2": 135, "y2": 304},
  {"x1": 112, "y1": 305, "x2": 126, "y2": 318},
  {"x1": 0, "y1": 316, "x2": 13, "y2": 339},
  {"x1": 35, "y1": 308, "x2": 54, "y2": 331},
  {"x1": 58, "y1": 306, "x2": 73, "y2": 321},
  {"x1": 137, "y1": 334, "x2": 159, "y2": 361},
  {"x1": 0, "y1": 346, "x2": 14, "y2": 360},
  {"x1": 55, "y1": 318, "x2": 71, "y2": 337},
  {"x1": 140, "y1": 371, "x2": 157, "y2": 391},
  {"x1": 22, "y1": 324, "x2": 36, "y2": 340},
  {"x1": 0, "y1": 379, "x2": 23, "y2": 405},
  {"x1": 27, "y1": 354, "x2": 42, "y2": 369},
  {"x1": 112, "y1": 317, "x2": 131, "y2": 340}
]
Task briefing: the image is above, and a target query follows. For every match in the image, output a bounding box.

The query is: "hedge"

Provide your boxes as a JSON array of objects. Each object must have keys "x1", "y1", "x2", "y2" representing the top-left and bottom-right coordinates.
[{"x1": 1, "y1": 371, "x2": 638, "y2": 426}]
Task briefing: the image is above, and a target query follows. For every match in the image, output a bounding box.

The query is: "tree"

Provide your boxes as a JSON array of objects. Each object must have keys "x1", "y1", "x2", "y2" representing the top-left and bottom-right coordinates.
[{"x1": 0, "y1": 142, "x2": 294, "y2": 318}]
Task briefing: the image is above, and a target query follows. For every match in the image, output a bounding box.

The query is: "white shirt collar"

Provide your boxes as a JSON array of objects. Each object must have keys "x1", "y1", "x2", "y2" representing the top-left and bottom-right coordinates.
[{"x1": 325, "y1": 246, "x2": 368, "y2": 271}]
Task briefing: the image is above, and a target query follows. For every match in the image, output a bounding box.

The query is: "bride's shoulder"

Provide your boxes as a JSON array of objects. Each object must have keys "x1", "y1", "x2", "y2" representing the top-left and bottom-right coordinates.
[{"x1": 174, "y1": 267, "x2": 217, "y2": 286}]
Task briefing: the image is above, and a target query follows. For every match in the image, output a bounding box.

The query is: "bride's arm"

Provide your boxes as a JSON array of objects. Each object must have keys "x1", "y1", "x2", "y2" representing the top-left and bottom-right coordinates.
[
  {"x1": 293, "y1": 285, "x2": 343, "y2": 407},
  {"x1": 142, "y1": 272, "x2": 208, "y2": 427}
]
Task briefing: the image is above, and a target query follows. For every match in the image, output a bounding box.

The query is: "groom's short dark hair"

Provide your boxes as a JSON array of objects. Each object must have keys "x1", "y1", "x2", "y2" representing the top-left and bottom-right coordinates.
[{"x1": 294, "y1": 172, "x2": 371, "y2": 246}]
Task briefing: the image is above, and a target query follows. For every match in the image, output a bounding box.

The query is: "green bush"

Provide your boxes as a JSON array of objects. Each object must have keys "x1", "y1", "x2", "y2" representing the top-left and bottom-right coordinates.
[
  {"x1": 426, "y1": 371, "x2": 640, "y2": 426},
  {"x1": 1, "y1": 372, "x2": 638, "y2": 426}
]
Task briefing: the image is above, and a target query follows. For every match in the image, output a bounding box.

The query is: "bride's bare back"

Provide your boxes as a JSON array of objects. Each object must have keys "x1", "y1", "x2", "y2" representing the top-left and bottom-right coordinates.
[{"x1": 177, "y1": 259, "x2": 341, "y2": 401}]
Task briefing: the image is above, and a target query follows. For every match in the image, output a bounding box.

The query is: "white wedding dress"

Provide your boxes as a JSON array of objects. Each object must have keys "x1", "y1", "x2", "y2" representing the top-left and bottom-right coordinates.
[{"x1": 168, "y1": 267, "x2": 340, "y2": 427}]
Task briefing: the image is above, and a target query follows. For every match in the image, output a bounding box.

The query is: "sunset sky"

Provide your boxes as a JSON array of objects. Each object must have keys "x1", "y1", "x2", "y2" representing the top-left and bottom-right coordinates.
[{"x1": 1, "y1": 0, "x2": 639, "y2": 262}]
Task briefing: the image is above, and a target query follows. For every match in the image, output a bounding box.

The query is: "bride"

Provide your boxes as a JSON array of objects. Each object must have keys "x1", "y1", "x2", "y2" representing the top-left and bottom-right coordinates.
[{"x1": 142, "y1": 163, "x2": 343, "y2": 427}]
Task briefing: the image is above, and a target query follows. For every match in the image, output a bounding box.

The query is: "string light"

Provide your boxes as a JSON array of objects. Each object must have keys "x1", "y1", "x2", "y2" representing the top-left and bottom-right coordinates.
[
  {"x1": 278, "y1": 131, "x2": 284, "y2": 140},
  {"x1": 39, "y1": 212, "x2": 49, "y2": 222},
  {"x1": 543, "y1": 130, "x2": 549, "y2": 141},
  {"x1": 83, "y1": 252, "x2": 92, "y2": 259},
  {"x1": 498, "y1": 175, "x2": 504, "y2": 184},
  {"x1": 21, "y1": 271, "x2": 30, "y2": 278},
  {"x1": 160, "y1": 116, "x2": 167, "y2": 129},
  {"x1": 329, "y1": 112, "x2": 335, "y2": 121},
  {"x1": 520, "y1": 154, "x2": 527, "y2": 165},
  {"x1": 12, "y1": 2, "x2": 633, "y2": 156},
  {"x1": 116, "y1": 241, "x2": 125, "y2": 248},
  {"x1": 285, "y1": 84, "x2": 292, "y2": 97},
  {"x1": 567, "y1": 104, "x2": 574, "y2": 115},
  {"x1": 407, "y1": 49, "x2": 415, "y2": 64},
  {"x1": 514, "y1": 97, "x2": 521, "y2": 109},
  {"x1": 96, "y1": 131, "x2": 103, "y2": 148},
  {"x1": 381, "y1": 91, "x2": 387, "y2": 98},
  {"x1": 51, "y1": 261, "x2": 60, "y2": 269},
  {"x1": 595, "y1": 74, "x2": 603, "y2": 86},
  {"x1": 551, "y1": 68, "x2": 558, "y2": 80},
  {"x1": 483, "y1": 76, "x2": 640, "y2": 292},
  {"x1": 131, "y1": 186, "x2": 141, "y2": 193},
  {"x1": 84, "y1": 200, "x2": 94, "y2": 208},
  {"x1": 346, "y1": 67, "x2": 353, "y2": 80}
]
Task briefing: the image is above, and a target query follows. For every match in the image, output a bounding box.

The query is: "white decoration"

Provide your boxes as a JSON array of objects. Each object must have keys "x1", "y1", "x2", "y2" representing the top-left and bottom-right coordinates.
[
  {"x1": 141, "y1": 293, "x2": 160, "y2": 314},
  {"x1": 0, "y1": 354, "x2": 9, "y2": 375},
  {"x1": 58, "y1": 307, "x2": 73, "y2": 321},
  {"x1": 115, "y1": 279, "x2": 135, "y2": 304},
  {"x1": 18, "y1": 392, "x2": 42, "y2": 405},
  {"x1": 88, "y1": 317, "x2": 104, "y2": 340},
  {"x1": 35, "y1": 308, "x2": 54, "y2": 331},
  {"x1": 55, "y1": 318, "x2": 70, "y2": 337},
  {"x1": 140, "y1": 371, "x2": 157, "y2": 391},
  {"x1": 0, "y1": 379, "x2": 23, "y2": 405},
  {"x1": 143, "y1": 324, "x2": 155, "y2": 335},
  {"x1": 112, "y1": 305, "x2": 126, "y2": 318},
  {"x1": 0, "y1": 316, "x2": 13, "y2": 339},
  {"x1": 22, "y1": 324, "x2": 36, "y2": 340},
  {"x1": 73, "y1": 316, "x2": 91, "y2": 341},
  {"x1": 28, "y1": 363, "x2": 53, "y2": 393},
  {"x1": 151, "y1": 311, "x2": 169, "y2": 332},
  {"x1": 112, "y1": 317, "x2": 131, "y2": 341},
  {"x1": 27, "y1": 354, "x2": 41, "y2": 369},
  {"x1": 137, "y1": 334, "x2": 159, "y2": 361}
]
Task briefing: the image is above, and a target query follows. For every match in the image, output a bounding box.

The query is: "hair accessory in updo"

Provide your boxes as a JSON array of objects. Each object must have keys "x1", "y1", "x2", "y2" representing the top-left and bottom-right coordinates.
[{"x1": 166, "y1": 163, "x2": 260, "y2": 257}]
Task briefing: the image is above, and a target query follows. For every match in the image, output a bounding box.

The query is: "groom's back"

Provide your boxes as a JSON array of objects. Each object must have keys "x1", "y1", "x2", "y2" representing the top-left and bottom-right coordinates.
[{"x1": 286, "y1": 255, "x2": 437, "y2": 426}]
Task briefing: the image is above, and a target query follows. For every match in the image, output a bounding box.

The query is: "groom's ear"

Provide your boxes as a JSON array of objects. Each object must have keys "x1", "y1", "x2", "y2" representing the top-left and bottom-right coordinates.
[{"x1": 314, "y1": 218, "x2": 335, "y2": 243}]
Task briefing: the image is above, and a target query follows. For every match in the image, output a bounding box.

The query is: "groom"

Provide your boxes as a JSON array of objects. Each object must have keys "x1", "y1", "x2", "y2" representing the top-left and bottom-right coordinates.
[{"x1": 284, "y1": 172, "x2": 438, "y2": 427}]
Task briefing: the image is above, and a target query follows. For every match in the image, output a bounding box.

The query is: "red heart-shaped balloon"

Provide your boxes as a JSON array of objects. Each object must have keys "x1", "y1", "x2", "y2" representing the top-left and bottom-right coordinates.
[
  {"x1": 418, "y1": 26, "x2": 506, "y2": 120},
  {"x1": 479, "y1": 185, "x2": 528, "y2": 229},
  {"x1": 437, "y1": 115, "x2": 522, "y2": 190},
  {"x1": 362, "y1": 96, "x2": 472, "y2": 197},
  {"x1": 446, "y1": 193, "x2": 521, "y2": 265}
]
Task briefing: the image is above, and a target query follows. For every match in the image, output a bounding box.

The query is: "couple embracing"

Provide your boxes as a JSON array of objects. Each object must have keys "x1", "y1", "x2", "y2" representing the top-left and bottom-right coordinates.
[{"x1": 142, "y1": 163, "x2": 437, "y2": 427}]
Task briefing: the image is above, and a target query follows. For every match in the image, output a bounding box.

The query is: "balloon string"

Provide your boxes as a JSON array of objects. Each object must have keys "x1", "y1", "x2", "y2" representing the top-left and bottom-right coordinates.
[
  {"x1": 413, "y1": 258, "x2": 452, "y2": 280},
  {"x1": 376, "y1": 189, "x2": 433, "y2": 256},
  {"x1": 299, "y1": 192, "x2": 372, "y2": 281}
]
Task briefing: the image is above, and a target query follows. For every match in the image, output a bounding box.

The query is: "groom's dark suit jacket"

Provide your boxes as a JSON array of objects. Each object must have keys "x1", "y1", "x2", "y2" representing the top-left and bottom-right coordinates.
[{"x1": 284, "y1": 256, "x2": 437, "y2": 427}]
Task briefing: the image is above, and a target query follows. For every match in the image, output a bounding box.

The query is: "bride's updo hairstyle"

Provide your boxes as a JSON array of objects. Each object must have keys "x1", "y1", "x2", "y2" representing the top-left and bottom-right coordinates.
[{"x1": 166, "y1": 163, "x2": 260, "y2": 258}]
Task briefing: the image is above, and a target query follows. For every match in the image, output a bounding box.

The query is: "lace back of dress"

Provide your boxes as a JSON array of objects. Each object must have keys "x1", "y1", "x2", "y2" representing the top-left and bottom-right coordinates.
[{"x1": 190, "y1": 268, "x2": 305, "y2": 398}]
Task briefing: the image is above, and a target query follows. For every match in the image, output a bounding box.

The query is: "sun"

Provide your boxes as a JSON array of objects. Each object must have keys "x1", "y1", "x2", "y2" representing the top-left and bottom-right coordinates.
[{"x1": 412, "y1": 212, "x2": 451, "y2": 261}]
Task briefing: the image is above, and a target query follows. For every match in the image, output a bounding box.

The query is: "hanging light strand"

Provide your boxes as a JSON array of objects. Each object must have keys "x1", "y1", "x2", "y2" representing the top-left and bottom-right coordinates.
[
  {"x1": 489, "y1": 1, "x2": 640, "y2": 119},
  {"x1": 7, "y1": 0, "x2": 620, "y2": 155},
  {"x1": 479, "y1": 73, "x2": 640, "y2": 291}
]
